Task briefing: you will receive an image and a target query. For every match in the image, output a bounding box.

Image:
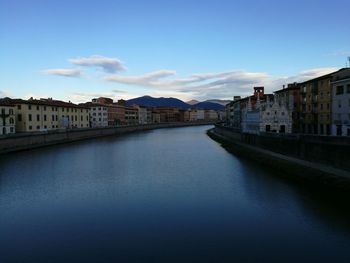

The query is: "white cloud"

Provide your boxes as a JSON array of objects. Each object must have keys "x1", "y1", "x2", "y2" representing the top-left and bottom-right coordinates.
[
  {"x1": 69, "y1": 55, "x2": 126, "y2": 73},
  {"x1": 105, "y1": 70, "x2": 176, "y2": 86},
  {"x1": 42, "y1": 68, "x2": 82, "y2": 77}
]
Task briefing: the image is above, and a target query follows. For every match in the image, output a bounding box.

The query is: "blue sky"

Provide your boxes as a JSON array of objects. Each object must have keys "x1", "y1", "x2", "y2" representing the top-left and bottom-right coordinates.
[{"x1": 1, "y1": 0, "x2": 349, "y2": 102}]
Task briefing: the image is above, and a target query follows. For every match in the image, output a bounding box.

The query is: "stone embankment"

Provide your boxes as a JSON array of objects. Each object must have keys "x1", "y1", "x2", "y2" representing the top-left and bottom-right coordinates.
[
  {"x1": 0, "y1": 122, "x2": 214, "y2": 154},
  {"x1": 208, "y1": 125, "x2": 350, "y2": 190}
]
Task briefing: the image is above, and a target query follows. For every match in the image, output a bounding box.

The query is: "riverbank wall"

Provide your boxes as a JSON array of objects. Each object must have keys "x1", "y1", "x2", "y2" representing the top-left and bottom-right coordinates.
[
  {"x1": 0, "y1": 122, "x2": 214, "y2": 154},
  {"x1": 208, "y1": 125, "x2": 350, "y2": 190}
]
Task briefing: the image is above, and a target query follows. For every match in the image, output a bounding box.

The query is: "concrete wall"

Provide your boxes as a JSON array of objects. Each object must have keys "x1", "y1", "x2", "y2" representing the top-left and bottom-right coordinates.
[
  {"x1": 0, "y1": 122, "x2": 214, "y2": 154},
  {"x1": 214, "y1": 125, "x2": 350, "y2": 172}
]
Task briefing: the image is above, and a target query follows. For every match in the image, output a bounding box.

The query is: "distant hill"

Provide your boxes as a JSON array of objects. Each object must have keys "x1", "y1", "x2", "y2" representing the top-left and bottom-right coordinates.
[
  {"x1": 192, "y1": 101, "x2": 225, "y2": 110},
  {"x1": 205, "y1": 99, "x2": 231, "y2": 106},
  {"x1": 186, "y1": 99, "x2": 199, "y2": 105},
  {"x1": 126, "y1": 96, "x2": 225, "y2": 110},
  {"x1": 126, "y1": 96, "x2": 190, "y2": 109}
]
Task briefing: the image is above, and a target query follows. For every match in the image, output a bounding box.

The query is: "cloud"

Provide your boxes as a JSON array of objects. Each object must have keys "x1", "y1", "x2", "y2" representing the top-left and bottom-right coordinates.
[
  {"x1": 105, "y1": 69, "x2": 269, "y2": 99},
  {"x1": 69, "y1": 55, "x2": 126, "y2": 73},
  {"x1": 42, "y1": 68, "x2": 82, "y2": 77},
  {"x1": 105, "y1": 70, "x2": 176, "y2": 86}
]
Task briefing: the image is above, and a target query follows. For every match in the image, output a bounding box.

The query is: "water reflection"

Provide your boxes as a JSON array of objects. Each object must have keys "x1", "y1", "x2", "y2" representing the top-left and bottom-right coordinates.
[{"x1": 0, "y1": 126, "x2": 349, "y2": 262}]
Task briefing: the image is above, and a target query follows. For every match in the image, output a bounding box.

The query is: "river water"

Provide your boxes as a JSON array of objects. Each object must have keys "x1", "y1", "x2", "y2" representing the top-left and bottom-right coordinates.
[{"x1": 0, "y1": 125, "x2": 349, "y2": 262}]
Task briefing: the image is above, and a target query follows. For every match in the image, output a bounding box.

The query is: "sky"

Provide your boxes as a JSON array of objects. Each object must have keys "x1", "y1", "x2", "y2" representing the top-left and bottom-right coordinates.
[{"x1": 0, "y1": 0, "x2": 349, "y2": 103}]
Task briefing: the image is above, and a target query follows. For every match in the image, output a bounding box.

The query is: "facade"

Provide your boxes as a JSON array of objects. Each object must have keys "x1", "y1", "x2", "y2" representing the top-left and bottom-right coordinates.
[
  {"x1": 157, "y1": 107, "x2": 181, "y2": 122},
  {"x1": 125, "y1": 106, "x2": 138, "y2": 125},
  {"x1": 135, "y1": 106, "x2": 148, "y2": 124},
  {"x1": 85, "y1": 103, "x2": 108, "y2": 128},
  {"x1": 226, "y1": 96, "x2": 241, "y2": 127},
  {"x1": 108, "y1": 104, "x2": 125, "y2": 126},
  {"x1": 0, "y1": 100, "x2": 16, "y2": 135},
  {"x1": 331, "y1": 71, "x2": 350, "y2": 136},
  {"x1": 274, "y1": 83, "x2": 301, "y2": 133},
  {"x1": 204, "y1": 110, "x2": 218, "y2": 121},
  {"x1": 91, "y1": 98, "x2": 125, "y2": 126},
  {"x1": 299, "y1": 69, "x2": 350, "y2": 135},
  {"x1": 260, "y1": 95, "x2": 292, "y2": 133},
  {"x1": 9, "y1": 98, "x2": 90, "y2": 132},
  {"x1": 241, "y1": 87, "x2": 292, "y2": 134}
]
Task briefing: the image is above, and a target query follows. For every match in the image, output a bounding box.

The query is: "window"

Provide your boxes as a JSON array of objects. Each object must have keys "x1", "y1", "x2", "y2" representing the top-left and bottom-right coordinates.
[
  {"x1": 17, "y1": 105, "x2": 21, "y2": 110},
  {"x1": 28, "y1": 105, "x2": 32, "y2": 110},
  {"x1": 320, "y1": 104, "x2": 323, "y2": 110},
  {"x1": 36, "y1": 106, "x2": 39, "y2": 110},
  {"x1": 62, "y1": 108, "x2": 65, "y2": 112},
  {"x1": 37, "y1": 114, "x2": 40, "y2": 121},
  {"x1": 327, "y1": 103, "x2": 330, "y2": 110},
  {"x1": 56, "y1": 115, "x2": 58, "y2": 121},
  {"x1": 9, "y1": 118, "x2": 14, "y2": 124},
  {"x1": 36, "y1": 125, "x2": 40, "y2": 130},
  {"x1": 18, "y1": 114, "x2": 22, "y2": 121},
  {"x1": 44, "y1": 125, "x2": 47, "y2": 129},
  {"x1": 9, "y1": 109, "x2": 14, "y2": 115},
  {"x1": 10, "y1": 127, "x2": 14, "y2": 133},
  {"x1": 44, "y1": 115, "x2": 47, "y2": 121},
  {"x1": 28, "y1": 114, "x2": 32, "y2": 121},
  {"x1": 29, "y1": 125, "x2": 32, "y2": 130},
  {"x1": 336, "y1": 85, "x2": 344, "y2": 95},
  {"x1": 52, "y1": 115, "x2": 55, "y2": 121},
  {"x1": 346, "y1": 84, "x2": 350, "y2": 93}
]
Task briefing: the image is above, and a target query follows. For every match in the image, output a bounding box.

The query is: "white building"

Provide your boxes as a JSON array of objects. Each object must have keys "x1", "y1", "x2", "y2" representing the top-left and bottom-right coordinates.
[
  {"x1": 0, "y1": 102, "x2": 16, "y2": 135},
  {"x1": 260, "y1": 95, "x2": 292, "y2": 133},
  {"x1": 87, "y1": 103, "x2": 108, "y2": 128},
  {"x1": 241, "y1": 95, "x2": 292, "y2": 134},
  {"x1": 331, "y1": 75, "x2": 350, "y2": 136}
]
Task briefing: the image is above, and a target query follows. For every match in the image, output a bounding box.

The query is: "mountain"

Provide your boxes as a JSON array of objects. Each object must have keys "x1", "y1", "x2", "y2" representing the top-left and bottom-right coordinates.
[
  {"x1": 126, "y1": 96, "x2": 190, "y2": 109},
  {"x1": 126, "y1": 96, "x2": 225, "y2": 110},
  {"x1": 186, "y1": 99, "x2": 199, "y2": 105},
  {"x1": 205, "y1": 99, "x2": 231, "y2": 106},
  {"x1": 192, "y1": 101, "x2": 225, "y2": 110}
]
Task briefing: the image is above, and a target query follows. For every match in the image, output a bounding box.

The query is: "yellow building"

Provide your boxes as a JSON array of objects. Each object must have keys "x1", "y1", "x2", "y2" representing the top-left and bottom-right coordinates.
[
  {"x1": 299, "y1": 68, "x2": 350, "y2": 135},
  {"x1": 10, "y1": 98, "x2": 90, "y2": 132}
]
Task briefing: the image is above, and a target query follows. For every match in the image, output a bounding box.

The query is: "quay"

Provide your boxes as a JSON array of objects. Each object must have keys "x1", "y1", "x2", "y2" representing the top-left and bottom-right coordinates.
[
  {"x1": 208, "y1": 124, "x2": 350, "y2": 190},
  {"x1": 0, "y1": 122, "x2": 214, "y2": 154}
]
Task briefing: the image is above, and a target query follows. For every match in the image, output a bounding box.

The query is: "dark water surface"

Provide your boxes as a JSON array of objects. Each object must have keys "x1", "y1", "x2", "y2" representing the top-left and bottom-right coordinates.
[{"x1": 1, "y1": 125, "x2": 350, "y2": 262}]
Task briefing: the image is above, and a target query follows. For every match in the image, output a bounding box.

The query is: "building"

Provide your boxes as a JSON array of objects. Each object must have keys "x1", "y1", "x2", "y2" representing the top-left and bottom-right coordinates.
[
  {"x1": 240, "y1": 86, "x2": 292, "y2": 134},
  {"x1": 274, "y1": 83, "x2": 301, "y2": 133},
  {"x1": 299, "y1": 68, "x2": 350, "y2": 135},
  {"x1": 225, "y1": 96, "x2": 241, "y2": 127},
  {"x1": 80, "y1": 102, "x2": 108, "y2": 128},
  {"x1": 331, "y1": 70, "x2": 350, "y2": 136},
  {"x1": 157, "y1": 107, "x2": 181, "y2": 122},
  {"x1": 7, "y1": 98, "x2": 90, "y2": 132},
  {"x1": 109, "y1": 103, "x2": 125, "y2": 126},
  {"x1": 125, "y1": 106, "x2": 138, "y2": 125},
  {"x1": 0, "y1": 99, "x2": 16, "y2": 135},
  {"x1": 205, "y1": 110, "x2": 218, "y2": 121},
  {"x1": 135, "y1": 105, "x2": 148, "y2": 124},
  {"x1": 260, "y1": 95, "x2": 292, "y2": 133},
  {"x1": 241, "y1": 97, "x2": 261, "y2": 134}
]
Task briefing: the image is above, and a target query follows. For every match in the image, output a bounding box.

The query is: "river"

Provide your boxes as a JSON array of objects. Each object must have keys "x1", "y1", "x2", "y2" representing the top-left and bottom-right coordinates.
[{"x1": 0, "y1": 125, "x2": 350, "y2": 262}]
